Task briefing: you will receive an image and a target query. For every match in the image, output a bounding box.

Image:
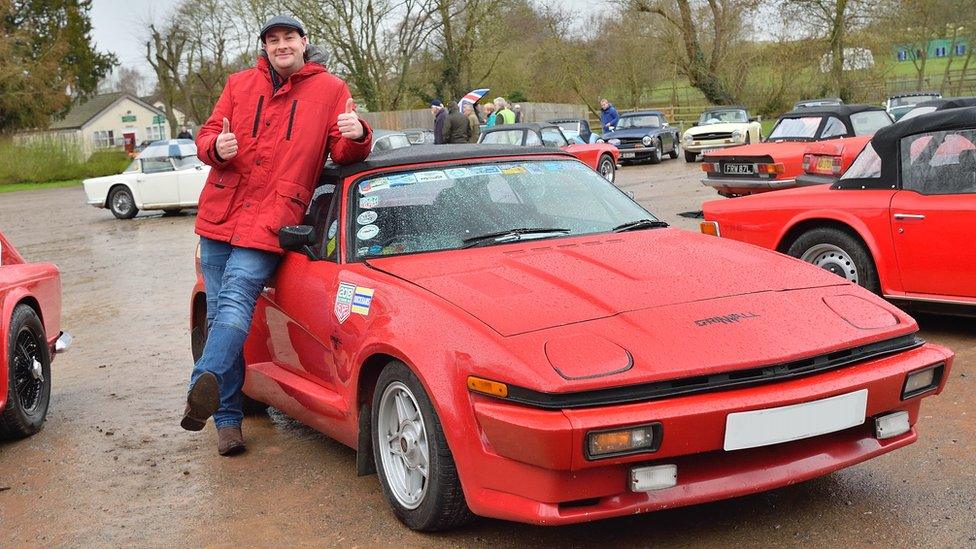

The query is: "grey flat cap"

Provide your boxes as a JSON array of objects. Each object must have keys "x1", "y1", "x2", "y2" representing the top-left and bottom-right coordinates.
[{"x1": 260, "y1": 15, "x2": 305, "y2": 41}]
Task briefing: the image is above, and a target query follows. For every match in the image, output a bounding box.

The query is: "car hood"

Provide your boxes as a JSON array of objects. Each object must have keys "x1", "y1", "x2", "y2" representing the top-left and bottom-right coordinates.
[
  {"x1": 685, "y1": 122, "x2": 748, "y2": 136},
  {"x1": 703, "y1": 141, "x2": 810, "y2": 159},
  {"x1": 604, "y1": 128, "x2": 664, "y2": 139},
  {"x1": 365, "y1": 229, "x2": 870, "y2": 337}
]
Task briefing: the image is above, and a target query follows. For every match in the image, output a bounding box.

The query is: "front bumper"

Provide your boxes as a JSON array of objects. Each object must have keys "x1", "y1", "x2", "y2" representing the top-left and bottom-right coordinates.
[
  {"x1": 461, "y1": 342, "x2": 951, "y2": 525},
  {"x1": 614, "y1": 145, "x2": 658, "y2": 160},
  {"x1": 683, "y1": 139, "x2": 745, "y2": 153},
  {"x1": 702, "y1": 176, "x2": 797, "y2": 196}
]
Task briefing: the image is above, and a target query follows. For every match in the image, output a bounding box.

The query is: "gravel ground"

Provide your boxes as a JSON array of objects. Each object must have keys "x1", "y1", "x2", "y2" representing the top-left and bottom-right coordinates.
[{"x1": 0, "y1": 158, "x2": 973, "y2": 547}]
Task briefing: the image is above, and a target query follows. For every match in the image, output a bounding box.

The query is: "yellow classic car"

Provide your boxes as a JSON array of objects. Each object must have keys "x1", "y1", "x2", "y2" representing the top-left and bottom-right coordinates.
[{"x1": 681, "y1": 106, "x2": 763, "y2": 162}]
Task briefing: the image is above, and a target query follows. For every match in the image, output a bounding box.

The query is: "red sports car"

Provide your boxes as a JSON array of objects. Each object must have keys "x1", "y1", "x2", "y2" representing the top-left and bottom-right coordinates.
[
  {"x1": 478, "y1": 123, "x2": 620, "y2": 182},
  {"x1": 702, "y1": 107, "x2": 976, "y2": 313},
  {"x1": 702, "y1": 105, "x2": 893, "y2": 197},
  {"x1": 191, "y1": 145, "x2": 952, "y2": 530},
  {"x1": 1, "y1": 231, "x2": 70, "y2": 439}
]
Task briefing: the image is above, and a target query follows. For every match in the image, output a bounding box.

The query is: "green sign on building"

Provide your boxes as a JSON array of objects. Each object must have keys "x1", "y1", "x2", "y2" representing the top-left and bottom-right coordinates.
[
  {"x1": 121, "y1": 114, "x2": 137, "y2": 123},
  {"x1": 152, "y1": 114, "x2": 165, "y2": 124}
]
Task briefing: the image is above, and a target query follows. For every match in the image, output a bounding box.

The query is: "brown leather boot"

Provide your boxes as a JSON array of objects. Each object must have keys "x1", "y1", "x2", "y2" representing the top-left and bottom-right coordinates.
[
  {"x1": 217, "y1": 426, "x2": 246, "y2": 456},
  {"x1": 181, "y1": 372, "x2": 220, "y2": 431}
]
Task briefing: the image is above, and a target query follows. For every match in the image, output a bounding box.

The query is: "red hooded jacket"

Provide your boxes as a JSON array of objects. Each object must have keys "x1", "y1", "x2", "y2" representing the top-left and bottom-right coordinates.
[{"x1": 195, "y1": 55, "x2": 372, "y2": 253}]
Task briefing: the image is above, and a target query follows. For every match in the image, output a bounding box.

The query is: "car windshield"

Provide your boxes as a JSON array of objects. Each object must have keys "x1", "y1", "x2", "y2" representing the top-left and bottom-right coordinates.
[
  {"x1": 767, "y1": 116, "x2": 823, "y2": 141},
  {"x1": 850, "y1": 111, "x2": 893, "y2": 135},
  {"x1": 481, "y1": 130, "x2": 537, "y2": 145},
  {"x1": 123, "y1": 159, "x2": 140, "y2": 173},
  {"x1": 899, "y1": 106, "x2": 938, "y2": 121},
  {"x1": 617, "y1": 115, "x2": 662, "y2": 129},
  {"x1": 173, "y1": 156, "x2": 204, "y2": 169},
  {"x1": 839, "y1": 142, "x2": 882, "y2": 180},
  {"x1": 698, "y1": 109, "x2": 748, "y2": 125},
  {"x1": 554, "y1": 122, "x2": 580, "y2": 133},
  {"x1": 350, "y1": 159, "x2": 655, "y2": 258},
  {"x1": 890, "y1": 95, "x2": 939, "y2": 108}
]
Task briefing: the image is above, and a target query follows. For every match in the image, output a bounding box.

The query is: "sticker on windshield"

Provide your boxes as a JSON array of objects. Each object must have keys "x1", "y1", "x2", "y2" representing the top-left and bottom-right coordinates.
[
  {"x1": 327, "y1": 220, "x2": 338, "y2": 239},
  {"x1": 326, "y1": 238, "x2": 336, "y2": 257},
  {"x1": 357, "y1": 211, "x2": 378, "y2": 225},
  {"x1": 415, "y1": 170, "x2": 447, "y2": 182},
  {"x1": 389, "y1": 173, "x2": 417, "y2": 187},
  {"x1": 502, "y1": 166, "x2": 527, "y2": 175},
  {"x1": 368, "y1": 244, "x2": 383, "y2": 254},
  {"x1": 357, "y1": 224, "x2": 380, "y2": 240},
  {"x1": 542, "y1": 161, "x2": 566, "y2": 171},
  {"x1": 351, "y1": 286, "x2": 375, "y2": 316},
  {"x1": 356, "y1": 246, "x2": 370, "y2": 256},
  {"x1": 360, "y1": 178, "x2": 389, "y2": 194},
  {"x1": 445, "y1": 168, "x2": 472, "y2": 178},
  {"x1": 359, "y1": 195, "x2": 380, "y2": 209},
  {"x1": 523, "y1": 163, "x2": 544, "y2": 174},
  {"x1": 335, "y1": 282, "x2": 356, "y2": 323},
  {"x1": 468, "y1": 165, "x2": 502, "y2": 175}
]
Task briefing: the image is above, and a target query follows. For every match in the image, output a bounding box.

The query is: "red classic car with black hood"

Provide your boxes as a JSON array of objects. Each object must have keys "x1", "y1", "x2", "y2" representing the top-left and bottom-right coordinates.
[
  {"x1": 191, "y1": 145, "x2": 953, "y2": 530},
  {"x1": 702, "y1": 106, "x2": 976, "y2": 315},
  {"x1": 702, "y1": 104, "x2": 893, "y2": 197}
]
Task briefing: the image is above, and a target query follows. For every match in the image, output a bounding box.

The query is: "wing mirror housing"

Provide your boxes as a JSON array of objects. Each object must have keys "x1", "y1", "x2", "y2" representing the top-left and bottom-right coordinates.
[{"x1": 279, "y1": 225, "x2": 320, "y2": 259}]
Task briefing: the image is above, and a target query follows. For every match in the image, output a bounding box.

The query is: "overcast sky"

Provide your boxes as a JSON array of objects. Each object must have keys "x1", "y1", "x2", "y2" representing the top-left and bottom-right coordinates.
[{"x1": 90, "y1": 0, "x2": 607, "y2": 93}]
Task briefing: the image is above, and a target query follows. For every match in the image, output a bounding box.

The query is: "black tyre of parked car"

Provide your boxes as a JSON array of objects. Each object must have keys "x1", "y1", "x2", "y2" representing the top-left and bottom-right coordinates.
[
  {"x1": 108, "y1": 186, "x2": 139, "y2": 219},
  {"x1": 162, "y1": 208, "x2": 182, "y2": 216},
  {"x1": 684, "y1": 149, "x2": 698, "y2": 162},
  {"x1": 787, "y1": 227, "x2": 880, "y2": 294},
  {"x1": 668, "y1": 137, "x2": 679, "y2": 159},
  {"x1": 0, "y1": 304, "x2": 52, "y2": 440},
  {"x1": 649, "y1": 139, "x2": 663, "y2": 164},
  {"x1": 371, "y1": 360, "x2": 472, "y2": 531}
]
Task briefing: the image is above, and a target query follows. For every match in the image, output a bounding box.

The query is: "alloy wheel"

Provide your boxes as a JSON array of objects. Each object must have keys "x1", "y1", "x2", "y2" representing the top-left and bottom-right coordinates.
[{"x1": 377, "y1": 381, "x2": 430, "y2": 509}]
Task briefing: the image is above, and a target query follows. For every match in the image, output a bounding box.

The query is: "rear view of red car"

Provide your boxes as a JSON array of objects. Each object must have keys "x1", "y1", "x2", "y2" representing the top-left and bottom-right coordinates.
[
  {"x1": 702, "y1": 105, "x2": 892, "y2": 197},
  {"x1": 1, "y1": 231, "x2": 70, "y2": 439}
]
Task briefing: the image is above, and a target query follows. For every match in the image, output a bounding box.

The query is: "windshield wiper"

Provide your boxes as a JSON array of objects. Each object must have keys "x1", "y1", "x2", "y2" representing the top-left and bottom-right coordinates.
[
  {"x1": 462, "y1": 227, "x2": 571, "y2": 248},
  {"x1": 612, "y1": 219, "x2": 669, "y2": 232}
]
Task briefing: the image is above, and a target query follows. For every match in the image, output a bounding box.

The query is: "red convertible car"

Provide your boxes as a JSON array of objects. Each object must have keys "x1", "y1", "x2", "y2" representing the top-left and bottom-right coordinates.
[
  {"x1": 191, "y1": 146, "x2": 952, "y2": 530},
  {"x1": 1, "y1": 231, "x2": 70, "y2": 439},
  {"x1": 479, "y1": 123, "x2": 620, "y2": 182},
  {"x1": 702, "y1": 107, "x2": 976, "y2": 313},
  {"x1": 702, "y1": 105, "x2": 893, "y2": 197}
]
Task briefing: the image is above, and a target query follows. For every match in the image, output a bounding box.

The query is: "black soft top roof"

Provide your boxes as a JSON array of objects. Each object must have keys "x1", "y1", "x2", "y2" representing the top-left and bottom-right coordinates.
[
  {"x1": 835, "y1": 106, "x2": 976, "y2": 189},
  {"x1": 780, "y1": 104, "x2": 885, "y2": 118},
  {"x1": 322, "y1": 144, "x2": 571, "y2": 179},
  {"x1": 912, "y1": 97, "x2": 976, "y2": 110}
]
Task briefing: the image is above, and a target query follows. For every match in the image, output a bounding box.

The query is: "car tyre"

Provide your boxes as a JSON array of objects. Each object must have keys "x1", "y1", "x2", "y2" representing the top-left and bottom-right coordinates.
[
  {"x1": 108, "y1": 186, "x2": 138, "y2": 219},
  {"x1": 162, "y1": 208, "x2": 182, "y2": 216},
  {"x1": 668, "y1": 139, "x2": 679, "y2": 159},
  {"x1": 684, "y1": 150, "x2": 698, "y2": 162},
  {"x1": 371, "y1": 361, "x2": 472, "y2": 531},
  {"x1": 787, "y1": 227, "x2": 880, "y2": 294},
  {"x1": 649, "y1": 140, "x2": 663, "y2": 164},
  {"x1": 242, "y1": 394, "x2": 269, "y2": 415},
  {"x1": 0, "y1": 305, "x2": 52, "y2": 440},
  {"x1": 598, "y1": 154, "x2": 616, "y2": 183}
]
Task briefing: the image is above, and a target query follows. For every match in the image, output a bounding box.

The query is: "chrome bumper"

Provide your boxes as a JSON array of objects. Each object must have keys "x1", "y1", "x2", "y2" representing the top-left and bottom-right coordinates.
[
  {"x1": 701, "y1": 177, "x2": 796, "y2": 189},
  {"x1": 55, "y1": 331, "x2": 72, "y2": 353}
]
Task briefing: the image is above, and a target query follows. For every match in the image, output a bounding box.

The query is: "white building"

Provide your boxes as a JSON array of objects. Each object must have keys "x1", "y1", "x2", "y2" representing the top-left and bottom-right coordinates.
[{"x1": 15, "y1": 92, "x2": 171, "y2": 158}]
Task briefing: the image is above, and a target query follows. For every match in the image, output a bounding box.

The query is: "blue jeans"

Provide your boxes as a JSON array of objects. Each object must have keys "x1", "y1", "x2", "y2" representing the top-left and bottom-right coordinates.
[{"x1": 190, "y1": 237, "x2": 280, "y2": 428}]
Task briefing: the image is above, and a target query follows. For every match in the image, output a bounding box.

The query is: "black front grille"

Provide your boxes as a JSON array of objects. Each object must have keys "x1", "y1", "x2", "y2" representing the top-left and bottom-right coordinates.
[
  {"x1": 617, "y1": 137, "x2": 645, "y2": 145},
  {"x1": 501, "y1": 334, "x2": 924, "y2": 409},
  {"x1": 695, "y1": 131, "x2": 733, "y2": 140}
]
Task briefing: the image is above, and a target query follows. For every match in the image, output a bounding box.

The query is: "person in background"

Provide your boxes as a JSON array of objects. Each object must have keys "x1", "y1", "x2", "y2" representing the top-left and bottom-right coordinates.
[
  {"x1": 464, "y1": 103, "x2": 480, "y2": 143},
  {"x1": 483, "y1": 103, "x2": 496, "y2": 127},
  {"x1": 444, "y1": 102, "x2": 470, "y2": 144},
  {"x1": 600, "y1": 98, "x2": 619, "y2": 133},
  {"x1": 513, "y1": 104, "x2": 523, "y2": 123},
  {"x1": 431, "y1": 99, "x2": 447, "y2": 144},
  {"x1": 494, "y1": 97, "x2": 515, "y2": 126},
  {"x1": 177, "y1": 127, "x2": 193, "y2": 139}
]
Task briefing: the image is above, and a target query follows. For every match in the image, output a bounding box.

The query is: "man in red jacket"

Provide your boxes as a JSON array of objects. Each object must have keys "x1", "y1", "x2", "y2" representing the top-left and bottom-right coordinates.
[{"x1": 182, "y1": 15, "x2": 372, "y2": 456}]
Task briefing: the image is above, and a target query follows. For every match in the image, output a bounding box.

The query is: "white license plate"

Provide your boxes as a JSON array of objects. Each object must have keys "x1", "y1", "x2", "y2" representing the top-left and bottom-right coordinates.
[
  {"x1": 620, "y1": 152, "x2": 635, "y2": 158},
  {"x1": 723, "y1": 389, "x2": 868, "y2": 451},
  {"x1": 723, "y1": 163, "x2": 754, "y2": 175}
]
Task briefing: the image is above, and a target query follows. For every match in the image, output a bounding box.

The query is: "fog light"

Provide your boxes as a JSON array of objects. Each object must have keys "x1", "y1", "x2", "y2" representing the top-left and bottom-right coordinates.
[
  {"x1": 875, "y1": 411, "x2": 910, "y2": 439},
  {"x1": 630, "y1": 464, "x2": 677, "y2": 492},
  {"x1": 902, "y1": 364, "x2": 944, "y2": 399},
  {"x1": 586, "y1": 423, "x2": 661, "y2": 459}
]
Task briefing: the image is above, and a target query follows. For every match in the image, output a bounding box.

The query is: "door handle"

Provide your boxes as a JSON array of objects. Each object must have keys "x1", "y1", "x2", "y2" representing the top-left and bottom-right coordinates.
[{"x1": 893, "y1": 213, "x2": 925, "y2": 220}]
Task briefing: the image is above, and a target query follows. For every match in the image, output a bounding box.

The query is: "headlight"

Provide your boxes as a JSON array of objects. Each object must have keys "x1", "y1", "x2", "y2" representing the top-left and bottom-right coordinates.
[
  {"x1": 642, "y1": 135, "x2": 653, "y2": 146},
  {"x1": 608, "y1": 138, "x2": 621, "y2": 146},
  {"x1": 683, "y1": 134, "x2": 693, "y2": 144},
  {"x1": 732, "y1": 129, "x2": 743, "y2": 141},
  {"x1": 596, "y1": 138, "x2": 605, "y2": 143},
  {"x1": 902, "y1": 364, "x2": 944, "y2": 399}
]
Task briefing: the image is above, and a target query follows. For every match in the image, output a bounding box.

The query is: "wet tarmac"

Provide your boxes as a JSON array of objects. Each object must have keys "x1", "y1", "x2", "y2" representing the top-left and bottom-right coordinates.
[{"x1": 0, "y1": 160, "x2": 973, "y2": 546}]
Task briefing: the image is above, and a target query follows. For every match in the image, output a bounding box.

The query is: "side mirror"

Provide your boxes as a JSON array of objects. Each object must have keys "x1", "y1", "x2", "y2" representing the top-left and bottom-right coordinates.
[
  {"x1": 626, "y1": 190, "x2": 636, "y2": 199},
  {"x1": 279, "y1": 225, "x2": 319, "y2": 258}
]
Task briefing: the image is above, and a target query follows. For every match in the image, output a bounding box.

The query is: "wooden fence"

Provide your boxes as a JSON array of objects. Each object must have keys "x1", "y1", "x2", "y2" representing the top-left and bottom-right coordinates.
[{"x1": 360, "y1": 102, "x2": 588, "y2": 131}]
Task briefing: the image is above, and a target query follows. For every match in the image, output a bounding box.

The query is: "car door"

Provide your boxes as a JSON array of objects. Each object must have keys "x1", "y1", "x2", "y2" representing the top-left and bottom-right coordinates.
[
  {"x1": 890, "y1": 128, "x2": 976, "y2": 298},
  {"x1": 135, "y1": 158, "x2": 180, "y2": 206},
  {"x1": 176, "y1": 162, "x2": 208, "y2": 206},
  {"x1": 257, "y1": 183, "x2": 344, "y2": 392}
]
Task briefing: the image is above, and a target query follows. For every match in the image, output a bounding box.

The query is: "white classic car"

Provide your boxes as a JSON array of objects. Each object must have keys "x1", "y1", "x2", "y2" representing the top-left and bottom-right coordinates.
[
  {"x1": 83, "y1": 139, "x2": 209, "y2": 219},
  {"x1": 681, "y1": 106, "x2": 763, "y2": 162}
]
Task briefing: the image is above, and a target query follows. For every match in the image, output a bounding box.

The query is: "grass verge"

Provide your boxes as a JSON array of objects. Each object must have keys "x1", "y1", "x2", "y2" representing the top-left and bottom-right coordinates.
[{"x1": 0, "y1": 179, "x2": 82, "y2": 194}]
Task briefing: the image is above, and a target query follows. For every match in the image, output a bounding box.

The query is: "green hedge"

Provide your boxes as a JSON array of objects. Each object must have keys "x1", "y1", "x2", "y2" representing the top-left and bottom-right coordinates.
[{"x1": 0, "y1": 139, "x2": 131, "y2": 185}]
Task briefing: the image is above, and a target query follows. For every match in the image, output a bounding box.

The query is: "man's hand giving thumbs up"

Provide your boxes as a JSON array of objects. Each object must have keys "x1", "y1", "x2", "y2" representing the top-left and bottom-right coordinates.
[
  {"x1": 337, "y1": 98, "x2": 365, "y2": 140},
  {"x1": 215, "y1": 117, "x2": 238, "y2": 161}
]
